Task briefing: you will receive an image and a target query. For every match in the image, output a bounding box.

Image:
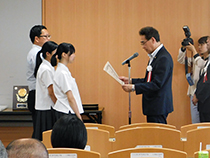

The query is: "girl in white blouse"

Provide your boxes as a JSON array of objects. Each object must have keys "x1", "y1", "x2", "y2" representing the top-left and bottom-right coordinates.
[
  {"x1": 34, "y1": 41, "x2": 58, "y2": 140},
  {"x1": 52, "y1": 43, "x2": 84, "y2": 123}
]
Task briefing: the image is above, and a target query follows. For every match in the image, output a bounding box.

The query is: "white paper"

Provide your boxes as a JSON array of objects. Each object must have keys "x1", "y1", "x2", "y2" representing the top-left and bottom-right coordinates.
[
  {"x1": 84, "y1": 145, "x2": 91, "y2": 151},
  {"x1": 197, "y1": 126, "x2": 210, "y2": 129},
  {"x1": 49, "y1": 154, "x2": 77, "y2": 158},
  {"x1": 103, "y1": 61, "x2": 124, "y2": 85},
  {"x1": 206, "y1": 144, "x2": 210, "y2": 149},
  {"x1": 0, "y1": 105, "x2": 7, "y2": 111},
  {"x1": 131, "y1": 153, "x2": 164, "y2": 158}
]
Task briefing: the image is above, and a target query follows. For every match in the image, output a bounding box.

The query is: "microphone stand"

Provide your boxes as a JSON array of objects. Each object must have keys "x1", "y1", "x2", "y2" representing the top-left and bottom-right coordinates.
[{"x1": 125, "y1": 60, "x2": 132, "y2": 124}]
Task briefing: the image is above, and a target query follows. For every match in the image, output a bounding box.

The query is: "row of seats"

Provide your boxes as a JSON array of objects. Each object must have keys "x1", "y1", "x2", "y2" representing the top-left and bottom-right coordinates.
[
  {"x1": 43, "y1": 122, "x2": 210, "y2": 158},
  {"x1": 47, "y1": 147, "x2": 188, "y2": 158},
  {"x1": 47, "y1": 147, "x2": 210, "y2": 158}
]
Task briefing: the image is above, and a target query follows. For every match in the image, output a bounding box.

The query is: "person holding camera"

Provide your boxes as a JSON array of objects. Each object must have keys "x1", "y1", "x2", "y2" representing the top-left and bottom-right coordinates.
[
  {"x1": 178, "y1": 36, "x2": 209, "y2": 123},
  {"x1": 192, "y1": 36, "x2": 210, "y2": 122}
]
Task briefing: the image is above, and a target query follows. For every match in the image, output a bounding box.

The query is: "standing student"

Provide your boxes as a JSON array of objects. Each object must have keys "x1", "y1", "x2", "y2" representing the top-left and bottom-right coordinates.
[
  {"x1": 52, "y1": 43, "x2": 84, "y2": 123},
  {"x1": 119, "y1": 26, "x2": 173, "y2": 124},
  {"x1": 177, "y1": 36, "x2": 209, "y2": 123},
  {"x1": 34, "y1": 41, "x2": 58, "y2": 141},
  {"x1": 26, "y1": 25, "x2": 51, "y2": 138}
]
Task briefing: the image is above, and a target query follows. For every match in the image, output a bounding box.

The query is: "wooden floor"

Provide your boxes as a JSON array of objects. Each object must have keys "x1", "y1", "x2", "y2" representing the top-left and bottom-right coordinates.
[{"x1": 0, "y1": 126, "x2": 33, "y2": 147}]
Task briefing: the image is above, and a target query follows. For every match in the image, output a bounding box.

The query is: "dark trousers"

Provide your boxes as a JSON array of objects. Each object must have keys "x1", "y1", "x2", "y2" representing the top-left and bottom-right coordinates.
[
  {"x1": 199, "y1": 112, "x2": 210, "y2": 122},
  {"x1": 146, "y1": 114, "x2": 168, "y2": 124},
  {"x1": 27, "y1": 90, "x2": 36, "y2": 138}
]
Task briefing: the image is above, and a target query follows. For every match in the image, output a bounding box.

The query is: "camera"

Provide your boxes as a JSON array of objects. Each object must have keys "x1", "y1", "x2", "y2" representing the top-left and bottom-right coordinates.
[{"x1": 181, "y1": 25, "x2": 194, "y2": 46}]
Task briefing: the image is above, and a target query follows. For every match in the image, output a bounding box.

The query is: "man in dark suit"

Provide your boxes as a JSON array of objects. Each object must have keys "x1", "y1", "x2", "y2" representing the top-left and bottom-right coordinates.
[
  {"x1": 119, "y1": 26, "x2": 173, "y2": 124},
  {"x1": 192, "y1": 36, "x2": 210, "y2": 122}
]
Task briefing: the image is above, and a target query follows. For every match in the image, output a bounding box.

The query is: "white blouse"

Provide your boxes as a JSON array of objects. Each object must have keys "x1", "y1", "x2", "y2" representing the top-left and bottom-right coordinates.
[
  {"x1": 35, "y1": 59, "x2": 55, "y2": 110},
  {"x1": 53, "y1": 63, "x2": 84, "y2": 114}
]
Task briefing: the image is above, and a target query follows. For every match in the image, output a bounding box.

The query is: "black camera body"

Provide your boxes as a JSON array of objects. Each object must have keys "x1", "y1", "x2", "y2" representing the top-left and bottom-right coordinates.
[{"x1": 181, "y1": 25, "x2": 194, "y2": 46}]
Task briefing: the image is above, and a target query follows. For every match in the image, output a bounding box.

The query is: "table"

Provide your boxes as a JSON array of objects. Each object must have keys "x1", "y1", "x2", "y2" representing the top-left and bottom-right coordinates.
[{"x1": 0, "y1": 106, "x2": 104, "y2": 126}]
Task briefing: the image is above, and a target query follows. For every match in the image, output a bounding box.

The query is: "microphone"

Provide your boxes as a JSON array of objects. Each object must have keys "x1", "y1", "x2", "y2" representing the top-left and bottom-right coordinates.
[{"x1": 122, "y1": 52, "x2": 139, "y2": 65}]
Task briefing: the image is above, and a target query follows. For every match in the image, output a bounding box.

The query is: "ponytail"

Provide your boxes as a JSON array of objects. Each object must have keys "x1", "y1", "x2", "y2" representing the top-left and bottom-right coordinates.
[
  {"x1": 34, "y1": 51, "x2": 42, "y2": 78},
  {"x1": 34, "y1": 41, "x2": 58, "y2": 78}
]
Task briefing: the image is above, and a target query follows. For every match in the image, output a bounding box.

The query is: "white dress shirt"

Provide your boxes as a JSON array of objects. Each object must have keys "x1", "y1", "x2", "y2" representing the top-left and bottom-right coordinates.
[
  {"x1": 26, "y1": 44, "x2": 41, "y2": 91},
  {"x1": 148, "y1": 44, "x2": 163, "y2": 65}
]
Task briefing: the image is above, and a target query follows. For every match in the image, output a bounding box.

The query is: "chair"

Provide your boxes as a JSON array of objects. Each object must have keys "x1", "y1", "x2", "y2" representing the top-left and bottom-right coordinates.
[
  {"x1": 108, "y1": 148, "x2": 187, "y2": 158},
  {"x1": 47, "y1": 148, "x2": 101, "y2": 158},
  {"x1": 108, "y1": 147, "x2": 187, "y2": 158},
  {"x1": 113, "y1": 126, "x2": 183, "y2": 151},
  {"x1": 42, "y1": 129, "x2": 52, "y2": 148},
  {"x1": 183, "y1": 127, "x2": 210, "y2": 158},
  {"x1": 194, "y1": 149, "x2": 210, "y2": 158},
  {"x1": 119, "y1": 122, "x2": 176, "y2": 130},
  {"x1": 86, "y1": 128, "x2": 112, "y2": 158},
  {"x1": 85, "y1": 123, "x2": 115, "y2": 139},
  {"x1": 180, "y1": 123, "x2": 210, "y2": 140}
]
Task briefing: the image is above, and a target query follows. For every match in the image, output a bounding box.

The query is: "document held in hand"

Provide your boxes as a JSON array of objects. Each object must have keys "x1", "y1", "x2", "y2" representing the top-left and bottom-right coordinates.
[{"x1": 103, "y1": 61, "x2": 124, "y2": 85}]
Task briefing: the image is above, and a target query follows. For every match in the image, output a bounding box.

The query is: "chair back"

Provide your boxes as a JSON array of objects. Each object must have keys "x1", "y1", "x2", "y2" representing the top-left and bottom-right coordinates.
[
  {"x1": 108, "y1": 147, "x2": 187, "y2": 158},
  {"x1": 113, "y1": 126, "x2": 183, "y2": 151},
  {"x1": 85, "y1": 123, "x2": 115, "y2": 138},
  {"x1": 47, "y1": 148, "x2": 101, "y2": 158},
  {"x1": 194, "y1": 149, "x2": 210, "y2": 158},
  {"x1": 119, "y1": 122, "x2": 176, "y2": 130},
  {"x1": 86, "y1": 128, "x2": 112, "y2": 158},
  {"x1": 180, "y1": 123, "x2": 210, "y2": 140},
  {"x1": 183, "y1": 127, "x2": 210, "y2": 157},
  {"x1": 42, "y1": 129, "x2": 52, "y2": 148}
]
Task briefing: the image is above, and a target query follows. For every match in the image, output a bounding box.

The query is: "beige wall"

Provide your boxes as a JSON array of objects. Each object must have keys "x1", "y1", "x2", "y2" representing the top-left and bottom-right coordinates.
[{"x1": 42, "y1": 0, "x2": 210, "y2": 130}]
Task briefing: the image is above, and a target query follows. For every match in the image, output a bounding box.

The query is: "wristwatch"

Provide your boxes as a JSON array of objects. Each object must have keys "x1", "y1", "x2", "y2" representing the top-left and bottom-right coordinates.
[{"x1": 131, "y1": 85, "x2": 135, "y2": 92}]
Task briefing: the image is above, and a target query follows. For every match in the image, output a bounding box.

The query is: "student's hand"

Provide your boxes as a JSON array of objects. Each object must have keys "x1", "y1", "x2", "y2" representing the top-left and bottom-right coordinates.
[
  {"x1": 186, "y1": 43, "x2": 197, "y2": 55},
  {"x1": 192, "y1": 94, "x2": 198, "y2": 105},
  {"x1": 77, "y1": 114, "x2": 83, "y2": 122}
]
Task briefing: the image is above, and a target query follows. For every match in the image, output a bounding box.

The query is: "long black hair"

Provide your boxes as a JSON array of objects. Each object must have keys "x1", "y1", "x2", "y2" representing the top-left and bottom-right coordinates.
[
  {"x1": 51, "y1": 42, "x2": 75, "y2": 66},
  {"x1": 34, "y1": 41, "x2": 58, "y2": 78}
]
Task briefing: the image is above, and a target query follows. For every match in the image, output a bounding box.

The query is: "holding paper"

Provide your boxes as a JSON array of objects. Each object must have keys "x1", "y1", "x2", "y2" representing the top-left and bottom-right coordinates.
[{"x1": 103, "y1": 61, "x2": 124, "y2": 85}]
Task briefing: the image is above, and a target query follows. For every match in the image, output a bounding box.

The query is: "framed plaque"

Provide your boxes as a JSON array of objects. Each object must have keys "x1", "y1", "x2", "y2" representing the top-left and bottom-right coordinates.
[{"x1": 13, "y1": 86, "x2": 29, "y2": 110}]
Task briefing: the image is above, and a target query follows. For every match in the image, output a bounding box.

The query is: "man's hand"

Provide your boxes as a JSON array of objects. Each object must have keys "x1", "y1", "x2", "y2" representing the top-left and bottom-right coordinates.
[
  {"x1": 122, "y1": 84, "x2": 133, "y2": 92},
  {"x1": 119, "y1": 76, "x2": 130, "y2": 84}
]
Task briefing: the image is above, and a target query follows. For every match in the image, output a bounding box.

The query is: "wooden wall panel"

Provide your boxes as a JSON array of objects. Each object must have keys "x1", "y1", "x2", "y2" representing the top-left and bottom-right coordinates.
[
  {"x1": 42, "y1": 0, "x2": 210, "y2": 130},
  {"x1": 0, "y1": 127, "x2": 33, "y2": 147}
]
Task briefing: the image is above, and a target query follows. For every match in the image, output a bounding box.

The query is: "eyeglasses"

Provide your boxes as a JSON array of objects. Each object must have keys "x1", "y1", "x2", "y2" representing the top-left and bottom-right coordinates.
[
  {"x1": 141, "y1": 39, "x2": 151, "y2": 45},
  {"x1": 141, "y1": 40, "x2": 148, "y2": 45},
  {"x1": 39, "y1": 35, "x2": 51, "y2": 39}
]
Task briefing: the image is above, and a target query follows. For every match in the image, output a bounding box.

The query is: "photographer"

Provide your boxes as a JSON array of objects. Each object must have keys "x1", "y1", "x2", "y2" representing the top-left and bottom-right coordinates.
[
  {"x1": 178, "y1": 36, "x2": 209, "y2": 123},
  {"x1": 193, "y1": 36, "x2": 210, "y2": 122}
]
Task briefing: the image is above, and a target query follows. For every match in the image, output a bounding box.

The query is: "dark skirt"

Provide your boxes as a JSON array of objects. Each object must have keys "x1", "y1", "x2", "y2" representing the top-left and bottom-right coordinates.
[
  {"x1": 51, "y1": 108, "x2": 72, "y2": 126},
  {"x1": 34, "y1": 109, "x2": 53, "y2": 141}
]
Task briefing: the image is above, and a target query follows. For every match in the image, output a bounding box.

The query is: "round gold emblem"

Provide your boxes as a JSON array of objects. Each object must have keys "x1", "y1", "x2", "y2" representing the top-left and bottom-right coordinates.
[{"x1": 18, "y1": 88, "x2": 27, "y2": 97}]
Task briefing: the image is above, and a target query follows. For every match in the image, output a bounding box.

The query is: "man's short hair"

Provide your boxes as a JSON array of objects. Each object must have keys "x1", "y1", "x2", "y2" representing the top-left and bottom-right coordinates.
[
  {"x1": 6, "y1": 138, "x2": 48, "y2": 158},
  {"x1": 29, "y1": 25, "x2": 47, "y2": 43},
  {"x1": 51, "y1": 115, "x2": 87, "y2": 149},
  {"x1": 139, "y1": 26, "x2": 160, "y2": 42}
]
